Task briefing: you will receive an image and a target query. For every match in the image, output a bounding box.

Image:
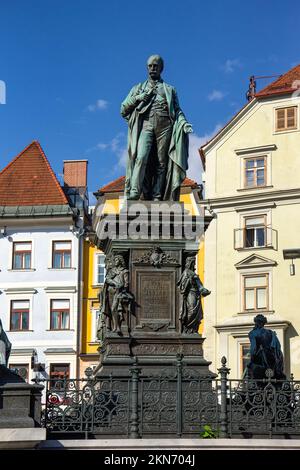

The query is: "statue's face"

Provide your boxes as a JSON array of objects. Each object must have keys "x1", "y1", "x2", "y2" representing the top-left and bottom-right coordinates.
[
  {"x1": 147, "y1": 58, "x2": 162, "y2": 81},
  {"x1": 114, "y1": 256, "x2": 121, "y2": 267}
]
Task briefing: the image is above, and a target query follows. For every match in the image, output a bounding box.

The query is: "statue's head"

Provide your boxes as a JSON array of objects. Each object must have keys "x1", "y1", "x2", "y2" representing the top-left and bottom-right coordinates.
[
  {"x1": 114, "y1": 254, "x2": 125, "y2": 268},
  {"x1": 254, "y1": 314, "x2": 267, "y2": 328},
  {"x1": 105, "y1": 255, "x2": 114, "y2": 270},
  {"x1": 147, "y1": 55, "x2": 164, "y2": 80},
  {"x1": 185, "y1": 256, "x2": 195, "y2": 271}
]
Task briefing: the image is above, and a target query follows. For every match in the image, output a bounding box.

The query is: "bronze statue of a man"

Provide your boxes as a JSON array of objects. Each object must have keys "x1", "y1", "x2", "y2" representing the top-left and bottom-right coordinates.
[
  {"x1": 247, "y1": 314, "x2": 286, "y2": 379},
  {"x1": 121, "y1": 55, "x2": 192, "y2": 201}
]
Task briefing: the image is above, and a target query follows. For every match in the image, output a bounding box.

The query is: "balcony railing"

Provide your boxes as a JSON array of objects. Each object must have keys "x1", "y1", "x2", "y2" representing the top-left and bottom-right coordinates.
[{"x1": 234, "y1": 226, "x2": 277, "y2": 250}]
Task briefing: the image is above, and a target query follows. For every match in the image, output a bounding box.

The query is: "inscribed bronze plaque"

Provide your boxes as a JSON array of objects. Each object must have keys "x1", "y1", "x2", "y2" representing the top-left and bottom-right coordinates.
[
  {"x1": 141, "y1": 273, "x2": 171, "y2": 320},
  {"x1": 134, "y1": 270, "x2": 176, "y2": 330}
]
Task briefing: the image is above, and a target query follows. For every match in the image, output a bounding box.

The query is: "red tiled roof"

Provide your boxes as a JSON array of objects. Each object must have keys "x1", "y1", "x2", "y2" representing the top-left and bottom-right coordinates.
[
  {"x1": 98, "y1": 176, "x2": 126, "y2": 193},
  {"x1": 255, "y1": 64, "x2": 300, "y2": 98},
  {"x1": 97, "y1": 176, "x2": 199, "y2": 194},
  {"x1": 200, "y1": 63, "x2": 300, "y2": 164},
  {"x1": 183, "y1": 177, "x2": 199, "y2": 188},
  {"x1": 0, "y1": 141, "x2": 69, "y2": 206}
]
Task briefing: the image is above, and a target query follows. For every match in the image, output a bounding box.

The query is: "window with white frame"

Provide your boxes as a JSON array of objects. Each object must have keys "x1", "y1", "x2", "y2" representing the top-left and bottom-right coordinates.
[
  {"x1": 10, "y1": 300, "x2": 30, "y2": 331},
  {"x1": 94, "y1": 253, "x2": 106, "y2": 285},
  {"x1": 244, "y1": 156, "x2": 266, "y2": 188},
  {"x1": 50, "y1": 300, "x2": 70, "y2": 330},
  {"x1": 244, "y1": 215, "x2": 266, "y2": 248},
  {"x1": 275, "y1": 106, "x2": 297, "y2": 131},
  {"x1": 52, "y1": 241, "x2": 72, "y2": 268},
  {"x1": 243, "y1": 274, "x2": 269, "y2": 311},
  {"x1": 234, "y1": 210, "x2": 277, "y2": 251},
  {"x1": 12, "y1": 242, "x2": 32, "y2": 269},
  {"x1": 91, "y1": 308, "x2": 101, "y2": 342}
]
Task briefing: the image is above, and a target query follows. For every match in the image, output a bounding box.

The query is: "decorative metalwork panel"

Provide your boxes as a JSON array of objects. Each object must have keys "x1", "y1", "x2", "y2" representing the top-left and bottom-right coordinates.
[
  {"x1": 39, "y1": 376, "x2": 130, "y2": 436},
  {"x1": 182, "y1": 372, "x2": 219, "y2": 435},
  {"x1": 140, "y1": 371, "x2": 178, "y2": 435},
  {"x1": 228, "y1": 377, "x2": 300, "y2": 437}
]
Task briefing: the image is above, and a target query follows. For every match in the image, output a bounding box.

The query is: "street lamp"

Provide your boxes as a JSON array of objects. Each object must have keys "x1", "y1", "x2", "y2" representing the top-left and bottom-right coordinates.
[{"x1": 283, "y1": 249, "x2": 300, "y2": 276}]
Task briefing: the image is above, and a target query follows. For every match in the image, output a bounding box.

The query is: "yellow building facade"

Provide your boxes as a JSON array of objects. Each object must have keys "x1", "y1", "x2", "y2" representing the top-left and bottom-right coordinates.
[
  {"x1": 80, "y1": 178, "x2": 206, "y2": 372},
  {"x1": 201, "y1": 65, "x2": 300, "y2": 378}
]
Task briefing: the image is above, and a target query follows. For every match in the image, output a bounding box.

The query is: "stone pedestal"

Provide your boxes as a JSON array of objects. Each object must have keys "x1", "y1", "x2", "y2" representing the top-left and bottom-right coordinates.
[
  {"x1": 93, "y1": 200, "x2": 212, "y2": 379},
  {"x1": 0, "y1": 366, "x2": 44, "y2": 428}
]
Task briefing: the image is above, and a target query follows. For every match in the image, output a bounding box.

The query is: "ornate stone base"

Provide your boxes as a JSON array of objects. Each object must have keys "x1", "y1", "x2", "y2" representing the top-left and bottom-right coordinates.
[
  {"x1": 95, "y1": 333, "x2": 213, "y2": 378},
  {"x1": 0, "y1": 366, "x2": 44, "y2": 428},
  {"x1": 93, "y1": 200, "x2": 212, "y2": 380}
]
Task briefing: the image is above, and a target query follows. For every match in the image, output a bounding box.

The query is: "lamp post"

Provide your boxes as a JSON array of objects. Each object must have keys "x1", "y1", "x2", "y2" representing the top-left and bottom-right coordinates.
[{"x1": 283, "y1": 249, "x2": 300, "y2": 276}]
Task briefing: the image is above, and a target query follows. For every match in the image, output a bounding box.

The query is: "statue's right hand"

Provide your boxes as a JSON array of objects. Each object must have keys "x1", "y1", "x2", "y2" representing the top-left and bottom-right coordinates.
[{"x1": 136, "y1": 89, "x2": 153, "y2": 103}]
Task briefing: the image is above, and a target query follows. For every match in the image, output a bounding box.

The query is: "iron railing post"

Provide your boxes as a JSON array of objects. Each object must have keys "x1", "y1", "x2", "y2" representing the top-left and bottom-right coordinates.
[
  {"x1": 129, "y1": 357, "x2": 141, "y2": 438},
  {"x1": 218, "y1": 356, "x2": 230, "y2": 438},
  {"x1": 176, "y1": 353, "x2": 183, "y2": 437}
]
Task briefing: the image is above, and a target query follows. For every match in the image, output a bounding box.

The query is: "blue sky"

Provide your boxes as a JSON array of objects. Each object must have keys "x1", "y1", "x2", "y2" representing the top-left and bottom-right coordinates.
[{"x1": 0, "y1": 0, "x2": 299, "y2": 202}]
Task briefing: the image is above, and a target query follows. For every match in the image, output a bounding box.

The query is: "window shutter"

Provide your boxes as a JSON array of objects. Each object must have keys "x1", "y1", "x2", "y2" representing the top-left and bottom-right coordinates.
[
  {"x1": 276, "y1": 109, "x2": 285, "y2": 129},
  {"x1": 234, "y1": 228, "x2": 243, "y2": 249},
  {"x1": 287, "y1": 107, "x2": 296, "y2": 128}
]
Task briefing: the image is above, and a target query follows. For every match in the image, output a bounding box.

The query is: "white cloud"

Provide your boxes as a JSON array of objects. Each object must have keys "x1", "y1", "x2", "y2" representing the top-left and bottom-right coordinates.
[
  {"x1": 187, "y1": 124, "x2": 223, "y2": 183},
  {"x1": 87, "y1": 99, "x2": 108, "y2": 112},
  {"x1": 96, "y1": 143, "x2": 109, "y2": 150},
  {"x1": 86, "y1": 133, "x2": 127, "y2": 170},
  {"x1": 222, "y1": 58, "x2": 241, "y2": 73},
  {"x1": 117, "y1": 147, "x2": 128, "y2": 169},
  {"x1": 208, "y1": 89, "x2": 226, "y2": 101}
]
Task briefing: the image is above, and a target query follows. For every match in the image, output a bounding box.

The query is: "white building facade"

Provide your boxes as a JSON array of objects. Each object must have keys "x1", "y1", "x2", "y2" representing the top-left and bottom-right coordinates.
[{"x1": 0, "y1": 142, "x2": 88, "y2": 383}]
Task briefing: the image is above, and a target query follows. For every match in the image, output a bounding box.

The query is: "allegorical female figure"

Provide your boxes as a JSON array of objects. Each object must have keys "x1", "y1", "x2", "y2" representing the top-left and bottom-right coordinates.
[{"x1": 177, "y1": 256, "x2": 211, "y2": 334}]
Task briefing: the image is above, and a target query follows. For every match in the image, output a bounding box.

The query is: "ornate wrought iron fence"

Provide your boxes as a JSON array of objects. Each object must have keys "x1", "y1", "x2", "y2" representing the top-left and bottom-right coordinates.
[
  {"x1": 35, "y1": 356, "x2": 300, "y2": 438},
  {"x1": 38, "y1": 373, "x2": 131, "y2": 437},
  {"x1": 227, "y1": 374, "x2": 300, "y2": 437}
]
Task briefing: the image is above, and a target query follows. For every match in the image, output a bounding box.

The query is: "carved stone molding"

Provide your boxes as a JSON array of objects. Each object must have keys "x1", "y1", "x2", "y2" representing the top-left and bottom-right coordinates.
[
  {"x1": 133, "y1": 246, "x2": 178, "y2": 268},
  {"x1": 139, "y1": 322, "x2": 170, "y2": 331}
]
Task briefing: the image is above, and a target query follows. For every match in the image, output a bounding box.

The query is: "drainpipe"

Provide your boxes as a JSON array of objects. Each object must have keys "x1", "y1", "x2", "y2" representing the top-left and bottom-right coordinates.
[{"x1": 76, "y1": 227, "x2": 84, "y2": 379}]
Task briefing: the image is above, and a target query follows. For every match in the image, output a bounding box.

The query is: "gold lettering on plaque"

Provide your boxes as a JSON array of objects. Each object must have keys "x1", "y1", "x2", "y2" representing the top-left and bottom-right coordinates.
[{"x1": 140, "y1": 275, "x2": 171, "y2": 319}]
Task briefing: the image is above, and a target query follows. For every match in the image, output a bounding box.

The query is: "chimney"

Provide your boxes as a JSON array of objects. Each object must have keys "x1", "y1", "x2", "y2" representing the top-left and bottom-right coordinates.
[{"x1": 63, "y1": 160, "x2": 88, "y2": 188}]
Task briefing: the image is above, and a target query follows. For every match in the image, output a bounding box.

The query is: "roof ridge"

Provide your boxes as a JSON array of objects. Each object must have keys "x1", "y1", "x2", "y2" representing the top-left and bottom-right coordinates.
[
  {"x1": 0, "y1": 140, "x2": 38, "y2": 176},
  {"x1": 0, "y1": 141, "x2": 69, "y2": 206},
  {"x1": 256, "y1": 63, "x2": 300, "y2": 98},
  {"x1": 200, "y1": 63, "x2": 300, "y2": 158},
  {"x1": 33, "y1": 141, "x2": 68, "y2": 204}
]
